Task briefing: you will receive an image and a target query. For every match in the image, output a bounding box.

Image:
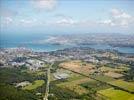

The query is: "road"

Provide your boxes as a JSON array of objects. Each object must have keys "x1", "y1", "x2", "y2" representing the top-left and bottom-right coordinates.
[{"x1": 43, "y1": 63, "x2": 53, "y2": 100}]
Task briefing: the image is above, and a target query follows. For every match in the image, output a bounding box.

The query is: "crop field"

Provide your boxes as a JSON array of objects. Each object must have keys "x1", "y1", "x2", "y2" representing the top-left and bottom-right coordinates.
[
  {"x1": 57, "y1": 78, "x2": 91, "y2": 86},
  {"x1": 104, "y1": 71, "x2": 124, "y2": 78},
  {"x1": 91, "y1": 75, "x2": 134, "y2": 93},
  {"x1": 99, "y1": 66, "x2": 129, "y2": 73},
  {"x1": 108, "y1": 80, "x2": 134, "y2": 93},
  {"x1": 57, "y1": 78, "x2": 91, "y2": 95},
  {"x1": 59, "y1": 84, "x2": 88, "y2": 95},
  {"x1": 80, "y1": 80, "x2": 111, "y2": 91},
  {"x1": 26, "y1": 70, "x2": 46, "y2": 76},
  {"x1": 23, "y1": 80, "x2": 45, "y2": 90},
  {"x1": 97, "y1": 88, "x2": 134, "y2": 100},
  {"x1": 59, "y1": 60, "x2": 95, "y2": 75},
  {"x1": 90, "y1": 75, "x2": 116, "y2": 82},
  {"x1": 67, "y1": 73, "x2": 85, "y2": 82}
]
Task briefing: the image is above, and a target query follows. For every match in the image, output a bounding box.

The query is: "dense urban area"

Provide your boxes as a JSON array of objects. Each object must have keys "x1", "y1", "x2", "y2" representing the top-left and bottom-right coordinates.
[{"x1": 0, "y1": 47, "x2": 134, "y2": 100}]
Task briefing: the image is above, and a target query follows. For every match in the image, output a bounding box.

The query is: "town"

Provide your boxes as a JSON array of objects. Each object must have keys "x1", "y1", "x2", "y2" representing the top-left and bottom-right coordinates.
[{"x1": 0, "y1": 47, "x2": 134, "y2": 100}]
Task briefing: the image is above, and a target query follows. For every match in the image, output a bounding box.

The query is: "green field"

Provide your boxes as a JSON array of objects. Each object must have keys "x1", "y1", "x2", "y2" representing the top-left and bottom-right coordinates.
[
  {"x1": 108, "y1": 80, "x2": 134, "y2": 93},
  {"x1": 91, "y1": 75, "x2": 134, "y2": 93},
  {"x1": 57, "y1": 77, "x2": 91, "y2": 95},
  {"x1": 81, "y1": 79, "x2": 111, "y2": 91},
  {"x1": 98, "y1": 88, "x2": 134, "y2": 100},
  {"x1": 91, "y1": 75, "x2": 115, "y2": 82},
  {"x1": 23, "y1": 80, "x2": 45, "y2": 90},
  {"x1": 100, "y1": 66, "x2": 129, "y2": 72},
  {"x1": 67, "y1": 73, "x2": 85, "y2": 82}
]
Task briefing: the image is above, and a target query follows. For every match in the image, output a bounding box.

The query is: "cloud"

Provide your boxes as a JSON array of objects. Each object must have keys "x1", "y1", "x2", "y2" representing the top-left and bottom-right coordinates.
[
  {"x1": 33, "y1": 0, "x2": 57, "y2": 11},
  {"x1": 51, "y1": 14, "x2": 97, "y2": 27},
  {"x1": 18, "y1": 18, "x2": 39, "y2": 27},
  {"x1": 99, "y1": 19, "x2": 115, "y2": 26},
  {"x1": 1, "y1": 17, "x2": 13, "y2": 25},
  {"x1": 110, "y1": 8, "x2": 131, "y2": 19},
  {"x1": 99, "y1": 8, "x2": 133, "y2": 27},
  {"x1": 0, "y1": 8, "x2": 18, "y2": 26},
  {"x1": 56, "y1": 17, "x2": 76, "y2": 25}
]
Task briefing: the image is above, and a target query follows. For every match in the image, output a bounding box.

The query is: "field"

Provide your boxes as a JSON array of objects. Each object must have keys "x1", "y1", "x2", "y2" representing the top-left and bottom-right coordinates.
[
  {"x1": 91, "y1": 75, "x2": 116, "y2": 82},
  {"x1": 108, "y1": 80, "x2": 134, "y2": 93},
  {"x1": 67, "y1": 73, "x2": 85, "y2": 82},
  {"x1": 104, "y1": 71, "x2": 124, "y2": 78},
  {"x1": 23, "y1": 80, "x2": 45, "y2": 90},
  {"x1": 59, "y1": 60, "x2": 95, "y2": 75},
  {"x1": 57, "y1": 78, "x2": 91, "y2": 86},
  {"x1": 97, "y1": 88, "x2": 134, "y2": 100},
  {"x1": 59, "y1": 84, "x2": 88, "y2": 95},
  {"x1": 91, "y1": 75, "x2": 134, "y2": 93},
  {"x1": 80, "y1": 79, "x2": 111, "y2": 91},
  {"x1": 99, "y1": 66, "x2": 129, "y2": 73},
  {"x1": 57, "y1": 78, "x2": 91, "y2": 95}
]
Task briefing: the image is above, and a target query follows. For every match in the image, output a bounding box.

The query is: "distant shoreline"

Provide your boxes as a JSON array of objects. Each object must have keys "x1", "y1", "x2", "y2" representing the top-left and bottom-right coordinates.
[{"x1": 1, "y1": 43, "x2": 134, "y2": 54}]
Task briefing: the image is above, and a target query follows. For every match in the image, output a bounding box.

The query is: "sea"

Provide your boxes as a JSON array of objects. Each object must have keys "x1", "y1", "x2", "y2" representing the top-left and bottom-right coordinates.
[
  {"x1": 0, "y1": 34, "x2": 134, "y2": 53},
  {"x1": 1, "y1": 42, "x2": 134, "y2": 54}
]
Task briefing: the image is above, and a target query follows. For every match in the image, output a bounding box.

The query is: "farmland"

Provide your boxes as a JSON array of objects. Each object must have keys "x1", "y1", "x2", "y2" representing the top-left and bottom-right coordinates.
[
  {"x1": 98, "y1": 88, "x2": 134, "y2": 100},
  {"x1": 57, "y1": 78, "x2": 91, "y2": 95},
  {"x1": 99, "y1": 66, "x2": 129, "y2": 73},
  {"x1": 108, "y1": 80, "x2": 134, "y2": 93},
  {"x1": 1, "y1": 47, "x2": 134, "y2": 100},
  {"x1": 90, "y1": 75, "x2": 116, "y2": 82},
  {"x1": 59, "y1": 60, "x2": 95, "y2": 76},
  {"x1": 80, "y1": 79, "x2": 111, "y2": 91},
  {"x1": 23, "y1": 80, "x2": 45, "y2": 90},
  {"x1": 58, "y1": 60, "x2": 134, "y2": 99}
]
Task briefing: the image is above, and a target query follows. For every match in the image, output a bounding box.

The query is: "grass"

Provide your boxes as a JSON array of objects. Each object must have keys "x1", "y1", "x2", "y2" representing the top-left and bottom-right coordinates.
[
  {"x1": 99, "y1": 66, "x2": 129, "y2": 73},
  {"x1": 91, "y1": 75, "x2": 115, "y2": 82},
  {"x1": 57, "y1": 78, "x2": 91, "y2": 86},
  {"x1": 91, "y1": 75, "x2": 134, "y2": 93},
  {"x1": 97, "y1": 88, "x2": 134, "y2": 100},
  {"x1": 108, "y1": 80, "x2": 134, "y2": 93},
  {"x1": 81, "y1": 80, "x2": 111, "y2": 91},
  {"x1": 34, "y1": 71, "x2": 45, "y2": 76},
  {"x1": 59, "y1": 84, "x2": 88, "y2": 95},
  {"x1": 23, "y1": 80, "x2": 45, "y2": 90},
  {"x1": 67, "y1": 73, "x2": 85, "y2": 82},
  {"x1": 57, "y1": 78, "x2": 91, "y2": 95}
]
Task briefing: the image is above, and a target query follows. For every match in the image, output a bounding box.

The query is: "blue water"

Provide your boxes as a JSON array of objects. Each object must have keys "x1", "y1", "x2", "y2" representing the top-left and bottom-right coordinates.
[
  {"x1": 0, "y1": 42, "x2": 134, "y2": 54},
  {"x1": 0, "y1": 42, "x2": 74, "y2": 52},
  {"x1": 81, "y1": 44, "x2": 134, "y2": 54},
  {"x1": 0, "y1": 34, "x2": 134, "y2": 53}
]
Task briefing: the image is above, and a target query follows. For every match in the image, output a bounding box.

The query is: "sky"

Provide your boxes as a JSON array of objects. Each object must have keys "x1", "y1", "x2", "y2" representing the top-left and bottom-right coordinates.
[{"x1": 0, "y1": 0, "x2": 134, "y2": 36}]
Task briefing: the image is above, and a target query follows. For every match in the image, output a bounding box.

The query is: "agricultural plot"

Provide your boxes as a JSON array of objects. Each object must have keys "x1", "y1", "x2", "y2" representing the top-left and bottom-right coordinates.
[
  {"x1": 58, "y1": 78, "x2": 91, "y2": 86},
  {"x1": 67, "y1": 73, "x2": 85, "y2": 82},
  {"x1": 81, "y1": 79, "x2": 111, "y2": 91},
  {"x1": 99, "y1": 66, "x2": 129, "y2": 73},
  {"x1": 59, "y1": 60, "x2": 95, "y2": 75},
  {"x1": 104, "y1": 71, "x2": 124, "y2": 78},
  {"x1": 59, "y1": 84, "x2": 88, "y2": 95},
  {"x1": 97, "y1": 88, "x2": 134, "y2": 100},
  {"x1": 108, "y1": 80, "x2": 134, "y2": 93},
  {"x1": 26, "y1": 70, "x2": 46, "y2": 76},
  {"x1": 57, "y1": 78, "x2": 91, "y2": 95},
  {"x1": 90, "y1": 75, "x2": 116, "y2": 82},
  {"x1": 91, "y1": 75, "x2": 134, "y2": 93},
  {"x1": 23, "y1": 80, "x2": 45, "y2": 90}
]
